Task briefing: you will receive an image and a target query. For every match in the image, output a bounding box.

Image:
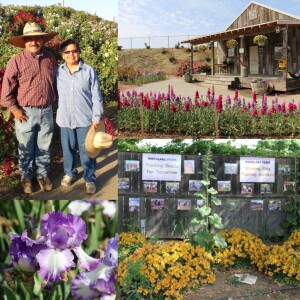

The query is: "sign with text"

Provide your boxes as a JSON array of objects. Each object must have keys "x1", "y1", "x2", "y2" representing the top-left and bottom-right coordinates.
[
  {"x1": 142, "y1": 153, "x2": 181, "y2": 181},
  {"x1": 240, "y1": 157, "x2": 275, "y2": 182}
]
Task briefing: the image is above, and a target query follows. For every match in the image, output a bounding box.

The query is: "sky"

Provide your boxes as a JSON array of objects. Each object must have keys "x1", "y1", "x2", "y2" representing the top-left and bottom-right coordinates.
[
  {"x1": 0, "y1": 0, "x2": 117, "y2": 21},
  {"x1": 119, "y1": 0, "x2": 300, "y2": 48}
]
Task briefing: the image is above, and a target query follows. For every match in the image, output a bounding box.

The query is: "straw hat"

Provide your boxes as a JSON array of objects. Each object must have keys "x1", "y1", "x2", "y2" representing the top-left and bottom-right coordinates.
[
  {"x1": 8, "y1": 22, "x2": 57, "y2": 48},
  {"x1": 85, "y1": 121, "x2": 113, "y2": 158}
]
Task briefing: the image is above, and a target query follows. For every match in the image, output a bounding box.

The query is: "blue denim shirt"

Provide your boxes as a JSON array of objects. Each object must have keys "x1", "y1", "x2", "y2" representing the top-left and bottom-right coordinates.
[{"x1": 56, "y1": 60, "x2": 103, "y2": 129}]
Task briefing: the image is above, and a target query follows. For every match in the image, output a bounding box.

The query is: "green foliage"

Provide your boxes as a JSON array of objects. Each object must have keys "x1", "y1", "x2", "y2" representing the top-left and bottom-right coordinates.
[
  {"x1": 118, "y1": 139, "x2": 300, "y2": 158},
  {"x1": 118, "y1": 64, "x2": 166, "y2": 85},
  {"x1": 119, "y1": 260, "x2": 153, "y2": 299},
  {"x1": 189, "y1": 152, "x2": 227, "y2": 251},
  {"x1": 282, "y1": 195, "x2": 300, "y2": 233},
  {"x1": 174, "y1": 42, "x2": 181, "y2": 49},
  {"x1": 168, "y1": 55, "x2": 176, "y2": 63},
  {"x1": 148, "y1": 234, "x2": 160, "y2": 245},
  {"x1": 0, "y1": 4, "x2": 117, "y2": 100}
]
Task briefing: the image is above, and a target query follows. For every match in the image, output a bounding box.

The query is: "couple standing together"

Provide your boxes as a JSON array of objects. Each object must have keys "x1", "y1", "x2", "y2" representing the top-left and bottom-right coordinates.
[{"x1": 1, "y1": 22, "x2": 112, "y2": 195}]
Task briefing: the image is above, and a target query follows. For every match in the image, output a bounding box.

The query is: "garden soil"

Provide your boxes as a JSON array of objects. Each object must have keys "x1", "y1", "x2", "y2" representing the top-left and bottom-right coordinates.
[{"x1": 184, "y1": 269, "x2": 300, "y2": 300}]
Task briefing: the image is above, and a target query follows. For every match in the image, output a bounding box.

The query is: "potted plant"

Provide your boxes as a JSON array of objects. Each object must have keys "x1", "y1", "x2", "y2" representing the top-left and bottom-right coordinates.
[
  {"x1": 251, "y1": 77, "x2": 268, "y2": 95},
  {"x1": 226, "y1": 39, "x2": 238, "y2": 48},
  {"x1": 184, "y1": 69, "x2": 192, "y2": 83},
  {"x1": 253, "y1": 35, "x2": 268, "y2": 46}
]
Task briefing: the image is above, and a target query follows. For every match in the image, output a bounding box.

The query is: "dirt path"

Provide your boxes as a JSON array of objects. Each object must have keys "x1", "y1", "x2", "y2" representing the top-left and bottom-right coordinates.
[
  {"x1": 184, "y1": 269, "x2": 300, "y2": 300},
  {"x1": 29, "y1": 139, "x2": 117, "y2": 200}
]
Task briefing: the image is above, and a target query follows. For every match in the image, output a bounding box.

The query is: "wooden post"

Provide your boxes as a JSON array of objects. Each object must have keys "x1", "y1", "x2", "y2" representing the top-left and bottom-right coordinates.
[
  {"x1": 139, "y1": 95, "x2": 144, "y2": 134},
  {"x1": 282, "y1": 25, "x2": 288, "y2": 78},
  {"x1": 211, "y1": 41, "x2": 215, "y2": 75},
  {"x1": 190, "y1": 44, "x2": 194, "y2": 77},
  {"x1": 213, "y1": 85, "x2": 219, "y2": 137}
]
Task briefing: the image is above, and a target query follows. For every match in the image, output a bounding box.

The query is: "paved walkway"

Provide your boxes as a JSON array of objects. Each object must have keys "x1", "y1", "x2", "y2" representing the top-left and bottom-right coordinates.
[{"x1": 121, "y1": 77, "x2": 300, "y2": 106}]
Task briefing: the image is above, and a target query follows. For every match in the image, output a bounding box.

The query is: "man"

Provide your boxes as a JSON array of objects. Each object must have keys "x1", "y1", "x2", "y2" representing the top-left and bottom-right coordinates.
[{"x1": 1, "y1": 22, "x2": 57, "y2": 194}]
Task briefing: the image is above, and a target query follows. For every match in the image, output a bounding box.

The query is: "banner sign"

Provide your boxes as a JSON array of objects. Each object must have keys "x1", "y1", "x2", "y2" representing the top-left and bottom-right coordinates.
[
  {"x1": 240, "y1": 157, "x2": 275, "y2": 183},
  {"x1": 142, "y1": 153, "x2": 181, "y2": 181}
]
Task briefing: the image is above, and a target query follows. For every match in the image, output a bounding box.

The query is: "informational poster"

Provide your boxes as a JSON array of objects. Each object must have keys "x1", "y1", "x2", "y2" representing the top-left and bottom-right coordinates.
[
  {"x1": 241, "y1": 183, "x2": 254, "y2": 194},
  {"x1": 217, "y1": 181, "x2": 231, "y2": 192},
  {"x1": 125, "y1": 160, "x2": 140, "y2": 172},
  {"x1": 177, "y1": 199, "x2": 191, "y2": 211},
  {"x1": 227, "y1": 199, "x2": 240, "y2": 211},
  {"x1": 142, "y1": 153, "x2": 181, "y2": 181},
  {"x1": 166, "y1": 182, "x2": 179, "y2": 194},
  {"x1": 260, "y1": 183, "x2": 273, "y2": 194},
  {"x1": 284, "y1": 181, "x2": 295, "y2": 192},
  {"x1": 188, "y1": 180, "x2": 203, "y2": 192},
  {"x1": 129, "y1": 198, "x2": 140, "y2": 212},
  {"x1": 250, "y1": 200, "x2": 264, "y2": 211},
  {"x1": 240, "y1": 157, "x2": 275, "y2": 183},
  {"x1": 184, "y1": 160, "x2": 195, "y2": 174},
  {"x1": 143, "y1": 181, "x2": 157, "y2": 193},
  {"x1": 224, "y1": 163, "x2": 238, "y2": 174},
  {"x1": 118, "y1": 178, "x2": 129, "y2": 189},
  {"x1": 151, "y1": 199, "x2": 164, "y2": 210},
  {"x1": 278, "y1": 164, "x2": 291, "y2": 175},
  {"x1": 268, "y1": 200, "x2": 281, "y2": 211}
]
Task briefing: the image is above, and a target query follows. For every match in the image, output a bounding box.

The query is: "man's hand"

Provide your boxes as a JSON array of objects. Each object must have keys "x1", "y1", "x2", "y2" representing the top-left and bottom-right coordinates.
[
  {"x1": 92, "y1": 121, "x2": 99, "y2": 129},
  {"x1": 13, "y1": 109, "x2": 28, "y2": 122}
]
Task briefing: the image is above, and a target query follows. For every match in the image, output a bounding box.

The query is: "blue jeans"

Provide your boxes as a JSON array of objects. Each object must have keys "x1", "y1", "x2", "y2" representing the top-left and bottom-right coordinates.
[
  {"x1": 60, "y1": 126, "x2": 96, "y2": 183},
  {"x1": 15, "y1": 106, "x2": 54, "y2": 180}
]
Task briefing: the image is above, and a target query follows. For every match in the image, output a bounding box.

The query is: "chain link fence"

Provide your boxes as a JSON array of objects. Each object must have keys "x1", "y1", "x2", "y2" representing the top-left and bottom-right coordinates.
[{"x1": 118, "y1": 34, "x2": 201, "y2": 49}]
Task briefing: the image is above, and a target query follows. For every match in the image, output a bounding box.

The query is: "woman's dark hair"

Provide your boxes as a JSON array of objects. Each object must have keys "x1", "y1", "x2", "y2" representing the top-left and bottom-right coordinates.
[{"x1": 59, "y1": 39, "x2": 81, "y2": 53}]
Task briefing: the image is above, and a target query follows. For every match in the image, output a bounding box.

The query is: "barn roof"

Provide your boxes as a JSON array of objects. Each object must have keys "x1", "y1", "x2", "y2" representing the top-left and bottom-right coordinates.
[{"x1": 182, "y1": 1, "x2": 300, "y2": 45}]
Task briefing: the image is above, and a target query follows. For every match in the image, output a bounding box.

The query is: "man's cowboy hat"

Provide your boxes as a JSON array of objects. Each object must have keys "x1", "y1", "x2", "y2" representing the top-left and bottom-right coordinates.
[
  {"x1": 8, "y1": 22, "x2": 57, "y2": 48},
  {"x1": 85, "y1": 120, "x2": 113, "y2": 158}
]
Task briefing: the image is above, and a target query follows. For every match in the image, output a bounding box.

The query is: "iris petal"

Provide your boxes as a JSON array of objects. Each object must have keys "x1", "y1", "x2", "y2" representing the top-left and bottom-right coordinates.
[
  {"x1": 74, "y1": 247, "x2": 102, "y2": 271},
  {"x1": 36, "y1": 248, "x2": 75, "y2": 281},
  {"x1": 71, "y1": 273, "x2": 101, "y2": 300}
]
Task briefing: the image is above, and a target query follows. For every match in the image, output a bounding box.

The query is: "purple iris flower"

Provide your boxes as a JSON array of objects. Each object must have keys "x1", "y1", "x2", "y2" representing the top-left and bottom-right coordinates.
[
  {"x1": 9, "y1": 231, "x2": 46, "y2": 274},
  {"x1": 36, "y1": 211, "x2": 101, "y2": 282},
  {"x1": 71, "y1": 235, "x2": 118, "y2": 300},
  {"x1": 8, "y1": 211, "x2": 102, "y2": 284}
]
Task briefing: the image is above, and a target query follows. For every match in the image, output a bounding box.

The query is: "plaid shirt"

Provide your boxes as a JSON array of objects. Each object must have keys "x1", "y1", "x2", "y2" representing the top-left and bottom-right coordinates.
[{"x1": 1, "y1": 50, "x2": 57, "y2": 113}]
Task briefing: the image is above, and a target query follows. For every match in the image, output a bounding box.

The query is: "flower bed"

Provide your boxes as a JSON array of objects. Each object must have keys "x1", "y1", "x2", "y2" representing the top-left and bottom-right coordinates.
[
  {"x1": 118, "y1": 229, "x2": 300, "y2": 299},
  {"x1": 118, "y1": 235, "x2": 215, "y2": 300},
  {"x1": 118, "y1": 88, "x2": 300, "y2": 137}
]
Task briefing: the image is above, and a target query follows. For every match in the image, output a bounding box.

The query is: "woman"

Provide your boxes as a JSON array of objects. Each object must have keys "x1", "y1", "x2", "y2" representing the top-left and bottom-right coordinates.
[{"x1": 56, "y1": 39, "x2": 103, "y2": 194}]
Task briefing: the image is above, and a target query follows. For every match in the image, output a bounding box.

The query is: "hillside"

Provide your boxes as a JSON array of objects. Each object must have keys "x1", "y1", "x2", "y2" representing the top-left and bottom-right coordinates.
[{"x1": 118, "y1": 48, "x2": 211, "y2": 76}]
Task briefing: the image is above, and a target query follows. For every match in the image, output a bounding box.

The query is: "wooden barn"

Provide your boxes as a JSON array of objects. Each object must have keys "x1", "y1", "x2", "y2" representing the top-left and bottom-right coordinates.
[{"x1": 182, "y1": 1, "x2": 300, "y2": 92}]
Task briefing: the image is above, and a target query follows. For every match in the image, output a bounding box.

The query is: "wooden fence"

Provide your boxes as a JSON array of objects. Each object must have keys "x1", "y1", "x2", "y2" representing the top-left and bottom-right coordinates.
[{"x1": 118, "y1": 151, "x2": 298, "y2": 238}]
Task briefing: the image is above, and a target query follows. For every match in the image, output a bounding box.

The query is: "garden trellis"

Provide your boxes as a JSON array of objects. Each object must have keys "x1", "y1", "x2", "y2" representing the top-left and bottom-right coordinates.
[{"x1": 118, "y1": 151, "x2": 298, "y2": 238}]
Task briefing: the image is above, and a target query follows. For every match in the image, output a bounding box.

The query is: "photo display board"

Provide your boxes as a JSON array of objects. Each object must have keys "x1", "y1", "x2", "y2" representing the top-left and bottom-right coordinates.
[
  {"x1": 240, "y1": 157, "x2": 275, "y2": 183},
  {"x1": 142, "y1": 153, "x2": 182, "y2": 181}
]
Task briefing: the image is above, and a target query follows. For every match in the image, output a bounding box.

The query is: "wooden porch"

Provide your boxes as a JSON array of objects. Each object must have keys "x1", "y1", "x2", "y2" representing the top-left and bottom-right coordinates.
[{"x1": 191, "y1": 73, "x2": 300, "y2": 92}]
